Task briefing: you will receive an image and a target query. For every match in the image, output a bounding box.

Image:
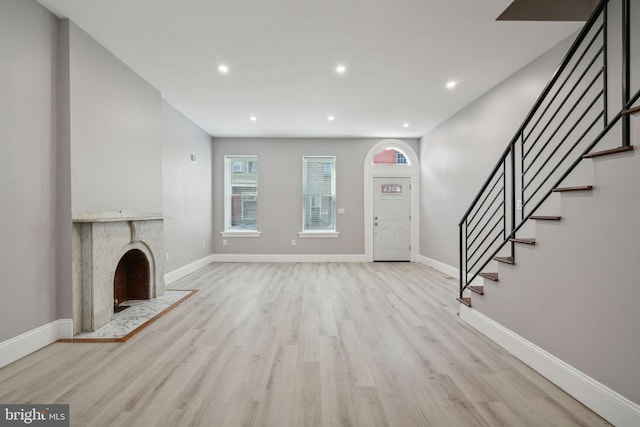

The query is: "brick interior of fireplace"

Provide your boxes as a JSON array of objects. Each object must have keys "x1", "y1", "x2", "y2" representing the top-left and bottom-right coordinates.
[{"x1": 114, "y1": 249, "x2": 150, "y2": 308}]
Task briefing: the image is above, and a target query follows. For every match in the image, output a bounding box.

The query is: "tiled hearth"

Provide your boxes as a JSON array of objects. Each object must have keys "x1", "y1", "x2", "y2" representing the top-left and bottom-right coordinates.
[
  {"x1": 72, "y1": 214, "x2": 165, "y2": 335},
  {"x1": 73, "y1": 290, "x2": 191, "y2": 340}
]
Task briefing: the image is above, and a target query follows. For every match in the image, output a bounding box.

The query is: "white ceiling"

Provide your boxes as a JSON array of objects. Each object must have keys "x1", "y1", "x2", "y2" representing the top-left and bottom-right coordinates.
[{"x1": 37, "y1": 0, "x2": 582, "y2": 138}]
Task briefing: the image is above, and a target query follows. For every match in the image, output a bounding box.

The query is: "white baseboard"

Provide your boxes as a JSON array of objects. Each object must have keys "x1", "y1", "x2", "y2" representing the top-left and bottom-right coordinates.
[
  {"x1": 459, "y1": 305, "x2": 640, "y2": 427},
  {"x1": 210, "y1": 253, "x2": 369, "y2": 263},
  {"x1": 417, "y1": 254, "x2": 459, "y2": 279},
  {"x1": 164, "y1": 254, "x2": 216, "y2": 285},
  {"x1": 0, "y1": 319, "x2": 73, "y2": 369}
]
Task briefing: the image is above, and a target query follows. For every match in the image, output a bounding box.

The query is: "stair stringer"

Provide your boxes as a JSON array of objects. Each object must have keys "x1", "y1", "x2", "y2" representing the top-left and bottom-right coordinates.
[{"x1": 468, "y1": 135, "x2": 640, "y2": 420}]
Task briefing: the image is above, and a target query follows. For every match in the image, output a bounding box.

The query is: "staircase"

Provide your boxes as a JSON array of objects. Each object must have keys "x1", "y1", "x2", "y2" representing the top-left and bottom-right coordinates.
[
  {"x1": 457, "y1": 0, "x2": 640, "y2": 308},
  {"x1": 454, "y1": 4, "x2": 640, "y2": 419},
  {"x1": 458, "y1": 140, "x2": 637, "y2": 308}
]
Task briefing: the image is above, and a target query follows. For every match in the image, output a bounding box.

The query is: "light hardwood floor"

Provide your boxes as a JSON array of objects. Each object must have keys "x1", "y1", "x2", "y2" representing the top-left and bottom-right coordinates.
[{"x1": 0, "y1": 262, "x2": 610, "y2": 426}]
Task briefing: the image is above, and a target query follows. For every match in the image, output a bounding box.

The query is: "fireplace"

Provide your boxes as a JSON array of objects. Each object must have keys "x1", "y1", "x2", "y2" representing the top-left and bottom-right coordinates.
[
  {"x1": 113, "y1": 249, "x2": 150, "y2": 308},
  {"x1": 72, "y1": 214, "x2": 164, "y2": 334}
]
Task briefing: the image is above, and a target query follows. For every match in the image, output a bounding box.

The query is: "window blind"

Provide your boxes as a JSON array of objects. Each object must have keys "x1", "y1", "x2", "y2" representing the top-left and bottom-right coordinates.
[
  {"x1": 225, "y1": 156, "x2": 258, "y2": 231},
  {"x1": 303, "y1": 156, "x2": 336, "y2": 231}
]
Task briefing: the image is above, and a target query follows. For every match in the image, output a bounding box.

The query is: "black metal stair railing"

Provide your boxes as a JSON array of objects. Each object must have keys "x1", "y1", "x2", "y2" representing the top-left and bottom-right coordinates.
[{"x1": 458, "y1": 0, "x2": 638, "y2": 298}]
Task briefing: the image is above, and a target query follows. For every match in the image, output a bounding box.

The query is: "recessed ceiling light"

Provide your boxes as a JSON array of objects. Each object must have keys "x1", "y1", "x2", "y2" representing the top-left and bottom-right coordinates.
[
  {"x1": 218, "y1": 64, "x2": 229, "y2": 74},
  {"x1": 250, "y1": 116, "x2": 257, "y2": 122},
  {"x1": 446, "y1": 81, "x2": 457, "y2": 89},
  {"x1": 336, "y1": 65, "x2": 346, "y2": 74},
  {"x1": 328, "y1": 116, "x2": 335, "y2": 121},
  {"x1": 403, "y1": 123, "x2": 410, "y2": 128}
]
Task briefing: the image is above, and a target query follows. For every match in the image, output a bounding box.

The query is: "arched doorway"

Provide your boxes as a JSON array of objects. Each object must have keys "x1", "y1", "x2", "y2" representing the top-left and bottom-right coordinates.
[
  {"x1": 113, "y1": 249, "x2": 150, "y2": 309},
  {"x1": 364, "y1": 139, "x2": 420, "y2": 262}
]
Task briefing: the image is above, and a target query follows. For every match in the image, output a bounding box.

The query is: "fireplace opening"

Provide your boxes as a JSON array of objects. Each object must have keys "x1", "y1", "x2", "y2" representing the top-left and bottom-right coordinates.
[{"x1": 113, "y1": 249, "x2": 150, "y2": 310}]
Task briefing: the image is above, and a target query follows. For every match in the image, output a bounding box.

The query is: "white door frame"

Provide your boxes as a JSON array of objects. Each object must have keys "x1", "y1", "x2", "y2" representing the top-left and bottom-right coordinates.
[{"x1": 364, "y1": 139, "x2": 420, "y2": 262}]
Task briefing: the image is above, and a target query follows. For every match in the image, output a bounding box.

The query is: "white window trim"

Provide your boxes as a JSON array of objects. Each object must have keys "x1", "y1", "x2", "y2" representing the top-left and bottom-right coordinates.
[
  {"x1": 224, "y1": 155, "x2": 261, "y2": 235},
  {"x1": 301, "y1": 155, "x2": 337, "y2": 234},
  {"x1": 220, "y1": 230, "x2": 262, "y2": 238},
  {"x1": 298, "y1": 231, "x2": 340, "y2": 238}
]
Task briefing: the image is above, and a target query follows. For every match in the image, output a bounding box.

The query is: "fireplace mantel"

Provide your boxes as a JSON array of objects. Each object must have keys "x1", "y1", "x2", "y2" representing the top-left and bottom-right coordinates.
[{"x1": 73, "y1": 214, "x2": 163, "y2": 223}]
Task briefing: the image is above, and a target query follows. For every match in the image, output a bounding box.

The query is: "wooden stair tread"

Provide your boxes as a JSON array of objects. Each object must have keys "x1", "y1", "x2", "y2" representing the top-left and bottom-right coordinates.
[
  {"x1": 479, "y1": 272, "x2": 499, "y2": 281},
  {"x1": 510, "y1": 237, "x2": 536, "y2": 245},
  {"x1": 494, "y1": 256, "x2": 515, "y2": 265},
  {"x1": 457, "y1": 297, "x2": 472, "y2": 307},
  {"x1": 468, "y1": 285, "x2": 484, "y2": 295},
  {"x1": 583, "y1": 145, "x2": 634, "y2": 158},
  {"x1": 530, "y1": 215, "x2": 561, "y2": 221},
  {"x1": 552, "y1": 185, "x2": 593, "y2": 193},
  {"x1": 622, "y1": 105, "x2": 640, "y2": 116}
]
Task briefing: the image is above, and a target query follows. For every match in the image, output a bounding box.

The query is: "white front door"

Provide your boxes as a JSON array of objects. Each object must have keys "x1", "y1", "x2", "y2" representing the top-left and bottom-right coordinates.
[{"x1": 373, "y1": 177, "x2": 411, "y2": 261}]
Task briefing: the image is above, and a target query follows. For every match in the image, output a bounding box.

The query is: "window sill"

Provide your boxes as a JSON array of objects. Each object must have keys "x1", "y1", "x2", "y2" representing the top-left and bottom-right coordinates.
[
  {"x1": 298, "y1": 231, "x2": 340, "y2": 238},
  {"x1": 220, "y1": 231, "x2": 262, "y2": 238}
]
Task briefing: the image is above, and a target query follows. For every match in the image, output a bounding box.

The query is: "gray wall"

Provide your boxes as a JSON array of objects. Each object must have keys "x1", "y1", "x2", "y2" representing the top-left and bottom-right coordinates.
[
  {"x1": 213, "y1": 138, "x2": 419, "y2": 254},
  {"x1": 0, "y1": 0, "x2": 60, "y2": 341},
  {"x1": 65, "y1": 23, "x2": 215, "y2": 272},
  {"x1": 162, "y1": 100, "x2": 214, "y2": 271},
  {"x1": 419, "y1": 34, "x2": 576, "y2": 268},
  {"x1": 67, "y1": 22, "x2": 162, "y2": 216},
  {"x1": 57, "y1": 20, "x2": 73, "y2": 320}
]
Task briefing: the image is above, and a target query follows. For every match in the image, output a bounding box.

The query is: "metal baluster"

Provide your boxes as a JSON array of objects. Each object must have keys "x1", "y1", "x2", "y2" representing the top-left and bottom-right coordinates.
[{"x1": 622, "y1": 0, "x2": 631, "y2": 146}]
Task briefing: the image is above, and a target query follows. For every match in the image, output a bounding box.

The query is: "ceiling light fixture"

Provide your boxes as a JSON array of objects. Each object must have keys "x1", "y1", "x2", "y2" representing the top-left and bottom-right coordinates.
[
  {"x1": 328, "y1": 116, "x2": 335, "y2": 121},
  {"x1": 446, "y1": 81, "x2": 457, "y2": 89},
  {"x1": 335, "y1": 65, "x2": 346, "y2": 74},
  {"x1": 403, "y1": 123, "x2": 410, "y2": 128},
  {"x1": 250, "y1": 116, "x2": 257, "y2": 122},
  {"x1": 218, "y1": 64, "x2": 229, "y2": 74}
]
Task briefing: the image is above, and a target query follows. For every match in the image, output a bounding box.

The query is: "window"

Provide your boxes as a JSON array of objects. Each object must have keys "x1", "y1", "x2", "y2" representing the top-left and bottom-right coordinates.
[
  {"x1": 373, "y1": 148, "x2": 410, "y2": 165},
  {"x1": 303, "y1": 156, "x2": 336, "y2": 232},
  {"x1": 224, "y1": 156, "x2": 258, "y2": 231}
]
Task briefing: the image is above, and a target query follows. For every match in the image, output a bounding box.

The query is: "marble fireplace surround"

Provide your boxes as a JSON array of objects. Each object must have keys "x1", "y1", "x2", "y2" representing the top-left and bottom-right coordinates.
[{"x1": 72, "y1": 214, "x2": 165, "y2": 335}]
